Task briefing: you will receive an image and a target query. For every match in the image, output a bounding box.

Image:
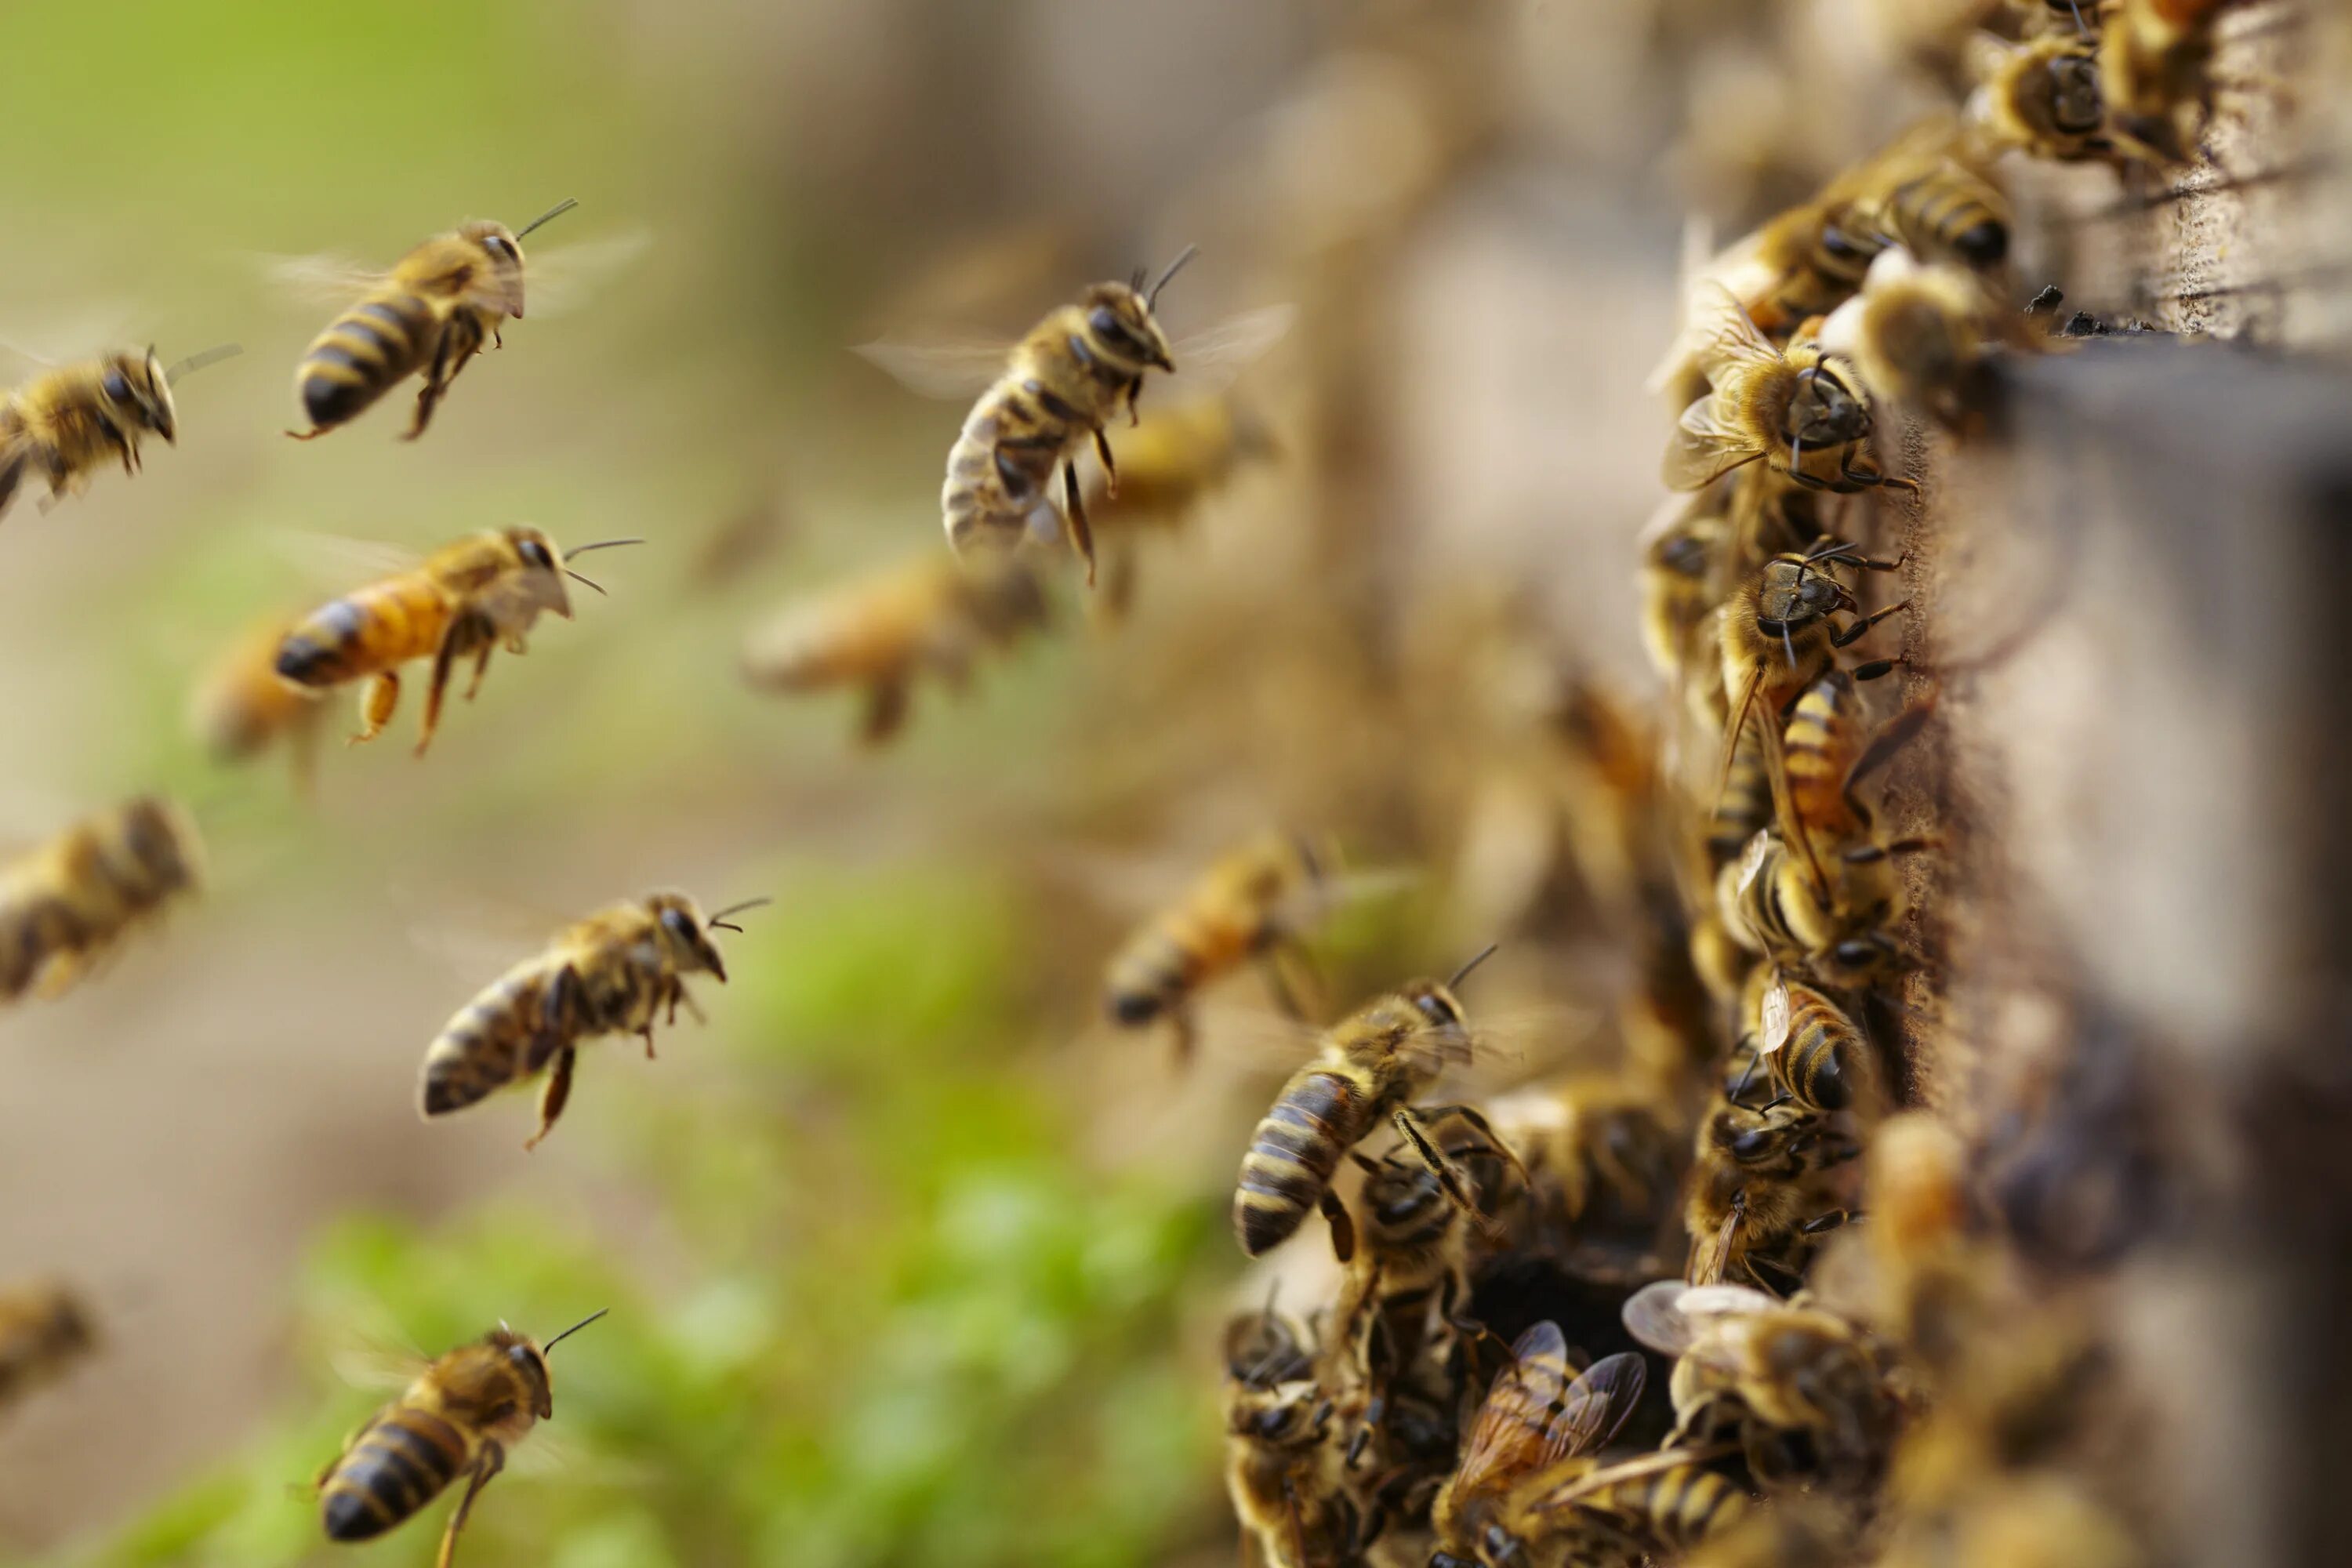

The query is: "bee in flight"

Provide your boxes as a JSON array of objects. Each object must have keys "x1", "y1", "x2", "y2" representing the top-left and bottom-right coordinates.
[
  {"x1": 855, "y1": 251, "x2": 1290, "y2": 585},
  {"x1": 316, "y1": 1309, "x2": 605, "y2": 1568},
  {"x1": 272, "y1": 527, "x2": 639, "y2": 757},
  {"x1": 284, "y1": 198, "x2": 578, "y2": 442},
  {"x1": 419, "y1": 891, "x2": 768, "y2": 1149},
  {"x1": 0, "y1": 343, "x2": 240, "y2": 524},
  {"x1": 0, "y1": 1279, "x2": 98, "y2": 1414},
  {"x1": 189, "y1": 608, "x2": 331, "y2": 793},
  {"x1": 0, "y1": 797, "x2": 203, "y2": 1005}
]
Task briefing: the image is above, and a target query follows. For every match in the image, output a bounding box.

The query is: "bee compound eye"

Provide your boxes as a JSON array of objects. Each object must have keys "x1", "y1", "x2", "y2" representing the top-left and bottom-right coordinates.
[{"x1": 102, "y1": 370, "x2": 132, "y2": 403}]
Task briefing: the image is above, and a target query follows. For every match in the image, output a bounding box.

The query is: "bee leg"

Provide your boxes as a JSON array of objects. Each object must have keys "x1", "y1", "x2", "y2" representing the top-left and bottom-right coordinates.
[
  {"x1": 435, "y1": 1441, "x2": 504, "y2": 1568},
  {"x1": 1091, "y1": 426, "x2": 1118, "y2": 498},
  {"x1": 463, "y1": 643, "x2": 495, "y2": 702},
  {"x1": 1830, "y1": 600, "x2": 1911, "y2": 648},
  {"x1": 1801, "y1": 1208, "x2": 1860, "y2": 1236},
  {"x1": 418, "y1": 620, "x2": 473, "y2": 757},
  {"x1": 284, "y1": 424, "x2": 332, "y2": 441},
  {"x1": 523, "y1": 1047, "x2": 576, "y2": 1151},
  {"x1": 1392, "y1": 1108, "x2": 1501, "y2": 1242},
  {"x1": 405, "y1": 334, "x2": 456, "y2": 442},
  {"x1": 1414, "y1": 1105, "x2": 1534, "y2": 1193},
  {"x1": 674, "y1": 983, "x2": 707, "y2": 1027},
  {"x1": 350, "y1": 673, "x2": 399, "y2": 746},
  {"x1": 1126, "y1": 375, "x2": 1145, "y2": 427},
  {"x1": 1318, "y1": 1188, "x2": 1356, "y2": 1264},
  {"x1": 859, "y1": 679, "x2": 910, "y2": 746},
  {"x1": 1166, "y1": 1004, "x2": 1196, "y2": 1068},
  {"x1": 1060, "y1": 462, "x2": 1097, "y2": 586},
  {"x1": 1098, "y1": 539, "x2": 1137, "y2": 622}
]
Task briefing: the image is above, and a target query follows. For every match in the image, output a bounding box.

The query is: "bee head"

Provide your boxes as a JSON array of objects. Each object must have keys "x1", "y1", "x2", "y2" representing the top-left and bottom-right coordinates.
[
  {"x1": 646, "y1": 892, "x2": 767, "y2": 983},
  {"x1": 503, "y1": 527, "x2": 575, "y2": 620},
  {"x1": 1784, "y1": 361, "x2": 1870, "y2": 450},
  {"x1": 488, "y1": 1326, "x2": 557, "y2": 1420},
  {"x1": 2044, "y1": 48, "x2": 2106, "y2": 139},
  {"x1": 1758, "y1": 552, "x2": 1855, "y2": 630},
  {"x1": 460, "y1": 220, "x2": 532, "y2": 318},
  {"x1": 100, "y1": 350, "x2": 179, "y2": 444},
  {"x1": 1080, "y1": 281, "x2": 1176, "y2": 373},
  {"x1": 1817, "y1": 931, "x2": 1906, "y2": 989}
]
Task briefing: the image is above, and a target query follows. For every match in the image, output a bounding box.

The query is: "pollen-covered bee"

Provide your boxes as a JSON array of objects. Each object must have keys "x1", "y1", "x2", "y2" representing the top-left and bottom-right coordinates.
[
  {"x1": 1103, "y1": 832, "x2": 1343, "y2": 1064},
  {"x1": 0, "y1": 1280, "x2": 98, "y2": 1414},
  {"x1": 1685, "y1": 1099, "x2": 1861, "y2": 1288},
  {"x1": 1232, "y1": 949, "x2": 1519, "y2": 1258},
  {"x1": 0, "y1": 343, "x2": 239, "y2": 523},
  {"x1": 0, "y1": 797, "x2": 202, "y2": 1005},
  {"x1": 1220, "y1": 1305, "x2": 1369, "y2": 1568},
  {"x1": 285, "y1": 199, "x2": 578, "y2": 442},
  {"x1": 1970, "y1": 34, "x2": 2115, "y2": 162},
  {"x1": 315, "y1": 1309, "x2": 604, "y2": 1568},
  {"x1": 1820, "y1": 248, "x2": 1998, "y2": 430},
  {"x1": 739, "y1": 554, "x2": 1050, "y2": 746},
  {"x1": 1665, "y1": 290, "x2": 1915, "y2": 497},
  {"x1": 189, "y1": 609, "x2": 329, "y2": 791},
  {"x1": 419, "y1": 892, "x2": 768, "y2": 1149},
  {"x1": 272, "y1": 527, "x2": 637, "y2": 757},
  {"x1": 2099, "y1": 0, "x2": 2227, "y2": 164}
]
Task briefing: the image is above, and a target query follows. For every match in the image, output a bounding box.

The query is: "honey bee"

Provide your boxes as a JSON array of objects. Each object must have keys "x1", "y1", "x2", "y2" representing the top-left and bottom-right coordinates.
[
  {"x1": 285, "y1": 198, "x2": 578, "y2": 442},
  {"x1": 316, "y1": 1308, "x2": 604, "y2": 1568},
  {"x1": 1853, "y1": 1112, "x2": 1984, "y2": 1374},
  {"x1": 1221, "y1": 1307, "x2": 1370, "y2": 1568},
  {"x1": 1086, "y1": 393, "x2": 1279, "y2": 614},
  {"x1": 1722, "y1": 829, "x2": 1933, "y2": 992},
  {"x1": 1971, "y1": 34, "x2": 2116, "y2": 162},
  {"x1": 1685, "y1": 1100, "x2": 1861, "y2": 1288},
  {"x1": 0, "y1": 343, "x2": 240, "y2": 522},
  {"x1": 1105, "y1": 832, "x2": 1345, "y2": 1065},
  {"x1": 273, "y1": 527, "x2": 638, "y2": 757},
  {"x1": 1491, "y1": 1445, "x2": 1755, "y2": 1567},
  {"x1": 739, "y1": 554, "x2": 1050, "y2": 746},
  {"x1": 419, "y1": 892, "x2": 768, "y2": 1149},
  {"x1": 189, "y1": 610, "x2": 329, "y2": 791},
  {"x1": 1664, "y1": 290, "x2": 1916, "y2": 497},
  {"x1": 0, "y1": 797, "x2": 202, "y2": 1005},
  {"x1": 1878, "y1": 1477, "x2": 2142, "y2": 1568},
  {"x1": 1743, "y1": 970, "x2": 1888, "y2": 1120},
  {"x1": 1637, "y1": 493, "x2": 1731, "y2": 690},
  {"x1": 0, "y1": 1280, "x2": 98, "y2": 1413},
  {"x1": 1231, "y1": 949, "x2": 1519, "y2": 1258},
  {"x1": 1485, "y1": 1075, "x2": 1685, "y2": 1266},
  {"x1": 1819, "y1": 249, "x2": 1997, "y2": 430},
  {"x1": 1676, "y1": 1497, "x2": 1856, "y2": 1568},
  {"x1": 2099, "y1": 0, "x2": 2227, "y2": 164}
]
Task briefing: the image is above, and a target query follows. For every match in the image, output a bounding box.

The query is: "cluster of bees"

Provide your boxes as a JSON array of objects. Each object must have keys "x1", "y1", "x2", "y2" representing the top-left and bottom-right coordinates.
[{"x1": 0, "y1": 0, "x2": 2237, "y2": 1563}]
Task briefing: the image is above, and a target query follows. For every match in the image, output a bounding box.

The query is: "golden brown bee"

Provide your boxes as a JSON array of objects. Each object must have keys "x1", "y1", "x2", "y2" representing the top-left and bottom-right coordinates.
[
  {"x1": 189, "y1": 609, "x2": 330, "y2": 792},
  {"x1": 1486, "y1": 1075, "x2": 1685, "y2": 1264},
  {"x1": 1722, "y1": 829, "x2": 1933, "y2": 992},
  {"x1": 0, "y1": 343, "x2": 239, "y2": 522},
  {"x1": 1742, "y1": 970, "x2": 1888, "y2": 1120},
  {"x1": 739, "y1": 554, "x2": 1050, "y2": 746},
  {"x1": 1665, "y1": 290, "x2": 1915, "y2": 497},
  {"x1": 1104, "y1": 832, "x2": 1341, "y2": 1064},
  {"x1": 1221, "y1": 1307, "x2": 1369, "y2": 1568},
  {"x1": 1086, "y1": 392, "x2": 1279, "y2": 613},
  {"x1": 0, "y1": 1280, "x2": 98, "y2": 1414},
  {"x1": 419, "y1": 892, "x2": 768, "y2": 1149},
  {"x1": 1231, "y1": 949, "x2": 1517, "y2": 1258},
  {"x1": 1638, "y1": 494, "x2": 1732, "y2": 690},
  {"x1": 1971, "y1": 34, "x2": 2116, "y2": 162},
  {"x1": 316, "y1": 1309, "x2": 604, "y2": 1568},
  {"x1": 0, "y1": 797, "x2": 202, "y2": 1005},
  {"x1": 273, "y1": 527, "x2": 637, "y2": 757},
  {"x1": 2099, "y1": 0, "x2": 2227, "y2": 164},
  {"x1": 286, "y1": 199, "x2": 577, "y2": 442},
  {"x1": 1820, "y1": 249, "x2": 1998, "y2": 430},
  {"x1": 1685, "y1": 1100, "x2": 1861, "y2": 1288},
  {"x1": 1489, "y1": 1446, "x2": 1755, "y2": 1567},
  {"x1": 1854, "y1": 1112, "x2": 1986, "y2": 1375}
]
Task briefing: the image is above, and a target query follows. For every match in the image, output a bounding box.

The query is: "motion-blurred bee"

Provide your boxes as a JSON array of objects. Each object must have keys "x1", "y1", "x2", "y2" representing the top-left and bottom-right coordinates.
[
  {"x1": 419, "y1": 892, "x2": 767, "y2": 1149},
  {"x1": 0, "y1": 797, "x2": 202, "y2": 1005},
  {"x1": 316, "y1": 1309, "x2": 604, "y2": 1568},
  {"x1": 285, "y1": 199, "x2": 579, "y2": 442},
  {"x1": 273, "y1": 527, "x2": 637, "y2": 757},
  {"x1": 1221, "y1": 1306, "x2": 1370, "y2": 1568},
  {"x1": 2099, "y1": 0, "x2": 2227, "y2": 164},
  {"x1": 1232, "y1": 949, "x2": 1518, "y2": 1258},
  {"x1": 1970, "y1": 34, "x2": 2115, "y2": 162},
  {"x1": 1665, "y1": 291, "x2": 1915, "y2": 497},
  {"x1": 189, "y1": 609, "x2": 329, "y2": 792},
  {"x1": 1103, "y1": 831, "x2": 1341, "y2": 1064},
  {"x1": 739, "y1": 554, "x2": 1050, "y2": 746},
  {"x1": 0, "y1": 343, "x2": 239, "y2": 523},
  {"x1": 1685, "y1": 1100, "x2": 1860, "y2": 1288},
  {"x1": 0, "y1": 1280, "x2": 97, "y2": 1414},
  {"x1": 1820, "y1": 249, "x2": 1998, "y2": 430},
  {"x1": 1086, "y1": 393, "x2": 1279, "y2": 613}
]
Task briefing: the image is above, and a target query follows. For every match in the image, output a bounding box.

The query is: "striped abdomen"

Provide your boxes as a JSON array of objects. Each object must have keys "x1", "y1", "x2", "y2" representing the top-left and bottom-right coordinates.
[
  {"x1": 1773, "y1": 980, "x2": 1871, "y2": 1112},
  {"x1": 943, "y1": 379, "x2": 1080, "y2": 554},
  {"x1": 1105, "y1": 900, "x2": 1258, "y2": 1025},
  {"x1": 1585, "y1": 1464, "x2": 1750, "y2": 1556},
  {"x1": 1233, "y1": 1065, "x2": 1370, "y2": 1256},
  {"x1": 1783, "y1": 673, "x2": 1864, "y2": 848},
  {"x1": 274, "y1": 575, "x2": 452, "y2": 688},
  {"x1": 296, "y1": 289, "x2": 441, "y2": 432},
  {"x1": 1708, "y1": 725, "x2": 1773, "y2": 870},
  {"x1": 420, "y1": 959, "x2": 565, "y2": 1116},
  {"x1": 319, "y1": 1406, "x2": 468, "y2": 1541},
  {"x1": 1880, "y1": 167, "x2": 2009, "y2": 268}
]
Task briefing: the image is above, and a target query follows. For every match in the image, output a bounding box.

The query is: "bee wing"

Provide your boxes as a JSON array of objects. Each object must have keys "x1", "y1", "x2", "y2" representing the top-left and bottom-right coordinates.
[
  {"x1": 1661, "y1": 395, "x2": 1763, "y2": 492},
  {"x1": 262, "y1": 251, "x2": 394, "y2": 304},
  {"x1": 851, "y1": 334, "x2": 1019, "y2": 401},
  {"x1": 270, "y1": 531, "x2": 423, "y2": 593},
  {"x1": 1688, "y1": 1205, "x2": 1740, "y2": 1285},
  {"x1": 1621, "y1": 1281, "x2": 1778, "y2": 1357},
  {"x1": 1549, "y1": 1351, "x2": 1649, "y2": 1461},
  {"x1": 520, "y1": 230, "x2": 655, "y2": 318},
  {"x1": 1758, "y1": 972, "x2": 1793, "y2": 1055},
  {"x1": 1691, "y1": 285, "x2": 1784, "y2": 380},
  {"x1": 1451, "y1": 1321, "x2": 1581, "y2": 1498},
  {"x1": 1156, "y1": 303, "x2": 1297, "y2": 397}
]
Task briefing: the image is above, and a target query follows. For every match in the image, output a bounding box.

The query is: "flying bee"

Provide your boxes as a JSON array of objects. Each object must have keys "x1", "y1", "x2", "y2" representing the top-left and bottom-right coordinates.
[
  {"x1": 1221, "y1": 1306, "x2": 1370, "y2": 1568},
  {"x1": 1970, "y1": 34, "x2": 2116, "y2": 162},
  {"x1": 2099, "y1": 0, "x2": 2227, "y2": 164},
  {"x1": 1231, "y1": 948, "x2": 1523, "y2": 1258},
  {"x1": 855, "y1": 254, "x2": 1291, "y2": 585},
  {"x1": 284, "y1": 199, "x2": 579, "y2": 442},
  {"x1": 1686, "y1": 1100, "x2": 1861, "y2": 1288},
  {"x1": 315, "y1": 1309, "x2": 604, "y2": 1568},
  {"x1": 1664, "y1": 289, "x2": 1915, "y2": 497},
  {"x1": 0, "y1": 797, "x2": 202, "y2": 1005},
  {"x1": 419, "y1": 892, "x2": 768, "y2": 1149},
  {"x1": 189, "y1": 609, "x2": 330, "y2": 792},
  {"x1": 273, "y1": 527, "x2": 639, "y2": 757},
  {"x1": 739, "y1": 553, "x2": 1049, "y2": 746},
  {"x1": 0, "y1": 1280, "x2": 98, "y2": 1413},
  {"x1": 0, "y1": 343, "x2": 239, "y2": 523}
]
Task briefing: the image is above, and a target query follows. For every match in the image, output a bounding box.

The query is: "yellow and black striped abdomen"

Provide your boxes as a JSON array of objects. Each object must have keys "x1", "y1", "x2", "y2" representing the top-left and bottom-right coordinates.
[
  {"x1": 1708, "y1": 726, "x2": 1773, "y2": 870},
  {"x1": 319, "y1": 1406, "x2": 468, "y2": 1541},
  {"x1": 942, "y1": 379, "x2": 1076, "y2": 555},
  {"x1": 1233, "y1": 1065, "x2": 1368, "y2": 1256},
  {"x1": 296, "y1": 289, "x2": 439, "y2": 432},
  {"x1": 274, "y1": 575, "x2": 452, "y2": 689},
  {"x1": 1589, "y1": 1464, "x2": 1749, "y2": 1556},
  {"x1": 1104, "y1": 903, "x2": 1254, "y2": 1025},
  {"x1": 1883, "y1": 169, "x2": 2009, "y2": 267},
  {"x1": 419, "y1": 960, "x2": 564, "y2": 1116},
  {"x1": 1774, "y1": 982, "x2": 1869, "y2": 1112},
  {"x1": 1783, "y1": 673, "x2": 1862, "y2": 845}
]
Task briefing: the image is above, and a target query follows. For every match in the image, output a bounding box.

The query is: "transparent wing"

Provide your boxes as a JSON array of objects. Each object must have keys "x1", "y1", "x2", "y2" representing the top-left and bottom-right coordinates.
[
  {"x1": 1691, "y1": 285, "x2": 1784, "y2": 382},
  {"x1": 1551, "y1": 1351, "x2": 1648, "y2": 1461},
  {"x1": 1622, "y1": 1280, "x2": 1777, "y2": 1356},
  {"x1": 1662, "y1": 396, "x2": 1763, "y2": 492},
  {"x1": 1758, "y1": 972, "x2": 1793, "y2": 1056},
  {"x1": 1452, "y1": 1320, "x2": 1579, "y2": 1498},
  {"x1": 1158, "y1": 303, "x2": 1297, "y2": 396},
  {"x1": 269, "y1": 532, "x2": 423, "y2": 593},
  {"x1": 851, "y1": 335, "x2": 1016, "y2": 401},
  {"x1": 524, "y1": 230, "x2": 655, "y2": 318},
  {"x1": 262, "y1": 252, "x2": 393, "y2": 304}
]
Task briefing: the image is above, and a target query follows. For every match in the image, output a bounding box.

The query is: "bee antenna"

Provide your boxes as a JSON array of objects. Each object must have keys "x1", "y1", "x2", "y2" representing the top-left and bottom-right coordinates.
[
  {"x1": 564, "y1": 537, "x2": 644, "y2": 559},
  {"x1": 163, "y1": 343, "x2": 242, "y2": 385},
  {"x1": 704, "y1": 897, "x2": 773, "y2": 932},
  {"x1": 513, "y1": 198, "x2": 580, "y2": 241},
  {"x1": 541, "y1": 1308, "x2": 608, "y2": 1353},
  {"x1": 564, "y1": 571, "x2": 608, "y2": 595},
  {"x1": 1131, "y1": 264, "x2": 1149, "y2": 291},
  {"x1": 1146, "y1": 244, "x2": 1200, "y2": 309},
  {"x1": 1446, "y1": 943, "x2": 1501, "y2": 991}
]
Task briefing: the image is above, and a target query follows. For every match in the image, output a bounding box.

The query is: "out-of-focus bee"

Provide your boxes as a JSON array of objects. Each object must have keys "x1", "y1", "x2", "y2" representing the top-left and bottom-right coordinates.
[
  {"x1": 1486, "y1": 1075, "x2": 1685, "y2": 1269},
  {"x1": 285, "y1": 199, "x2": 578, "y2": 442},
  {"x1": 0, "y1": 343, "x2": 239, "y2": 523},
  {"x1": 1638, "y1": 493, "x2": 1732, "y2": 690},
  {"x1": 1744, "y1": 970, "x2": 1888, "y2": 1120},
  {"x1": 1084, "y1": 393, "x2": 1278, "y2": 615},
  {"x1": 189, "y1": 610, "x2": 329, "y2": 792},
  {"x1": 273, "y1": 527, "x2": 638, "y2": 757},
  {"x1": 740, "y1": 554, "x2": 1049, "y2": 746},
  {"x1": 0, "y1": 797, "x2": 202, "y2": 1005},
  {"x1": 1677, "y1": 1497, "x2": 1858, "y2": 1568},
  {"x1": 1664, "y1": 290, "x2": 1916, "y2": 497},
  {"x1": 1102, "y1": 832, "x2": 1342, "y2": 1063},
  {"x1": 316, "y1": 1309, "x2": 604, "y2": 1568},
  {"x1": 1221, "y1": 1306, "x2": 1370, "y2": 1568},
  {"x1": 1685, "y1": 1100, "x2": 1860, "y2": 1288},
  {"x1": 1970, "y1": 34, "x2": 2116, "y2": 162},
  {"x1": 1820, "y1": 249, "x2": 1998, "y2": 430},
  {"x1": 1232, "y1": 949, "x2": 1519, "y2": 1258},
  {"x1": 1471, "y1": 1437, "x2": 1754, "y2": 1566},
  {"x1": 419, "y1": 892, "x2": 768, "y2": 1149},
  {"x1": 1426, "y1": 1324, "x2": 1648, "y2": 1568},
  {"x1": 2099, "y1": 0, "x2": 2227, "y2": 164},
  {"x1": 1852, "y1": 1112, "x2": 1985, "y2": 1375},
  {"x1": 1878, "y1": 1476, "x2": 2142, "y2": 1568},
  {"x1": 0, "y1": 1280, "x2": 98, "y2": 1413}
]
